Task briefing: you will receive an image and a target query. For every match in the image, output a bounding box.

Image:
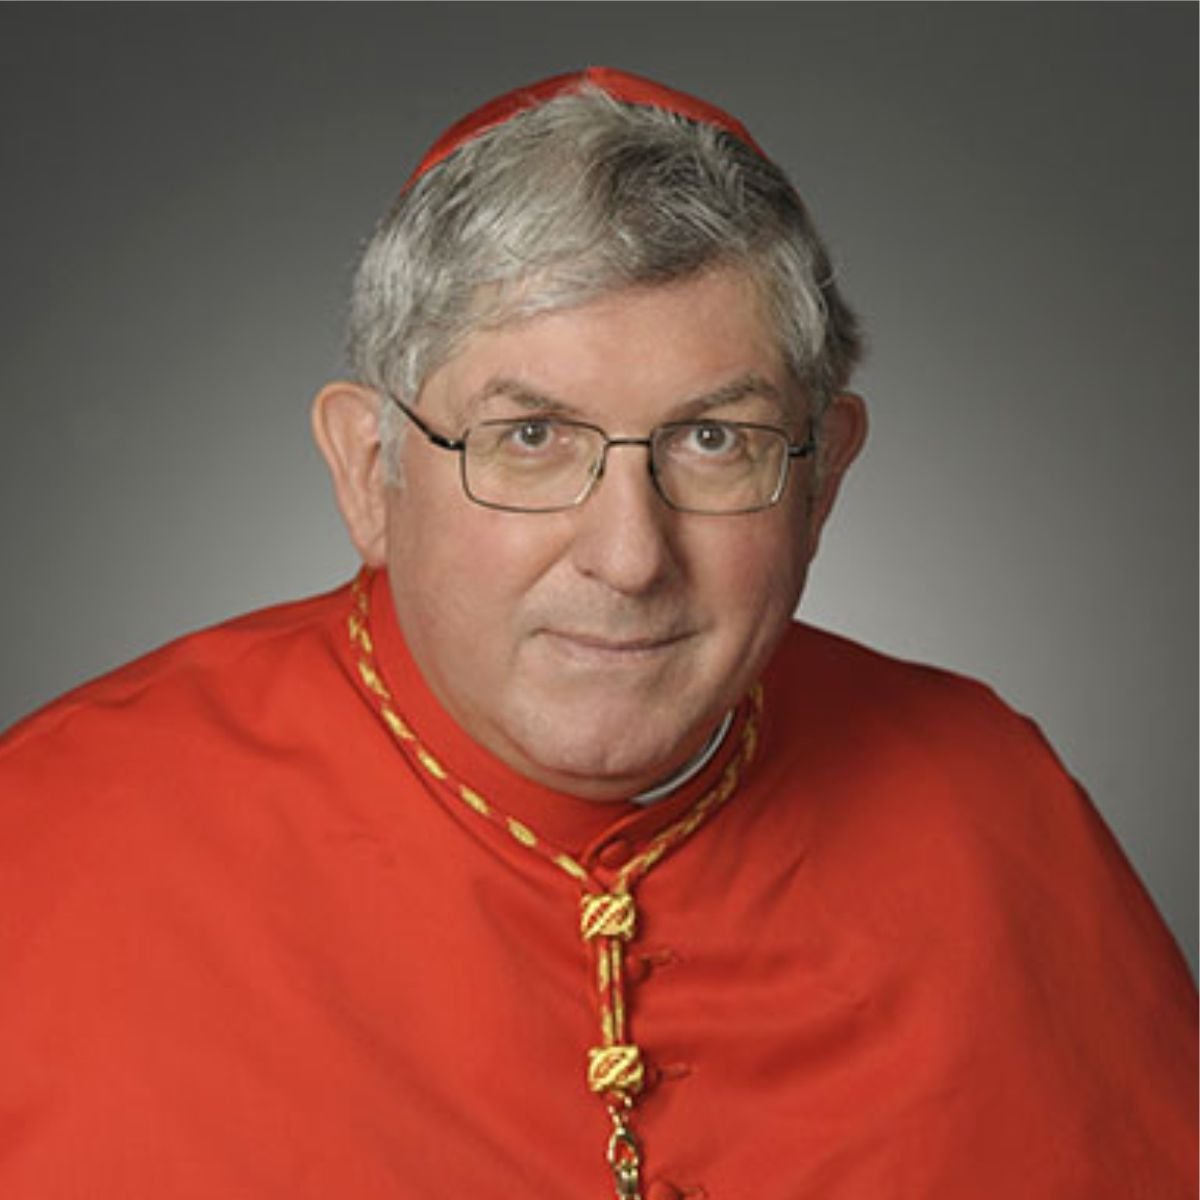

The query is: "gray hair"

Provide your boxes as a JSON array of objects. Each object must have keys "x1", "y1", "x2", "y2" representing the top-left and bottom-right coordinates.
[{"x1": 346, "y1": 85, "x2": 863, "y2": 467}]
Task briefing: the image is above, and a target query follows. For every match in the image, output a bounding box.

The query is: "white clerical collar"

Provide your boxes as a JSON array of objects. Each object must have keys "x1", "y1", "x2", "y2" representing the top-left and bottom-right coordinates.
[{"x1": 629, "y1": 710, "x2": 735, "y2": 806}]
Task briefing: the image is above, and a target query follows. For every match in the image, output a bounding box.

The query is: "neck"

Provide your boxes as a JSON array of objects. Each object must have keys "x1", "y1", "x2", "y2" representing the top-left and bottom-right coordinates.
[{"x1": 629, "y1": 710, "x2": 734, "y2": 806}]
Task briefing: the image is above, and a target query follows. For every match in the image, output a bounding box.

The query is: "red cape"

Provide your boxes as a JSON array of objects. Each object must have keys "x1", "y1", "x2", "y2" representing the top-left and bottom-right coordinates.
[{"x1": 1, "y1": 574, "x2": 1194, "y2": 1197}]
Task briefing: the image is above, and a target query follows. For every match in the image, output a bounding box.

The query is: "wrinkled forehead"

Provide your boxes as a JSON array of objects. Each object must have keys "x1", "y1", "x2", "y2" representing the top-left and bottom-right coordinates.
[
  {"x1": 422, "y1": 266, "x2": 806, "y2": 430},
  {"x1": 435, "y1": 259, "x2": 792, "y2": 391}
]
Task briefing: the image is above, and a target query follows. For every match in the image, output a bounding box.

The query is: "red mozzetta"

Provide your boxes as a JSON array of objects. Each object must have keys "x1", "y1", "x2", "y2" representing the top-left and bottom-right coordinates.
[{"x1": 0, "y1": 571, "x2": 1194, "y2": 1197}]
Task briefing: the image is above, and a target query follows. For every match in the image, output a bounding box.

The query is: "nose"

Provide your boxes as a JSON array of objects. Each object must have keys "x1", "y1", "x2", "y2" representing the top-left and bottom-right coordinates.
[{"x1": 568, "y1": 442, "x2": 678, "y2": 596}]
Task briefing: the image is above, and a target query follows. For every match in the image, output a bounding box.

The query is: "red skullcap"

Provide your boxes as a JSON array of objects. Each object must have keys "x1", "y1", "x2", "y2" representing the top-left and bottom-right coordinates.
[{"x1": 406, "y1": 66, "x2": 769, "y2": 186}]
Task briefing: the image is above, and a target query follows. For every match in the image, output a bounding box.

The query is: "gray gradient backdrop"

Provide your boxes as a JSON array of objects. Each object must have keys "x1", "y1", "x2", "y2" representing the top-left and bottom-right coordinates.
[{"x1": 2, "y1": 5, "x2": 1195, "y2": 969}]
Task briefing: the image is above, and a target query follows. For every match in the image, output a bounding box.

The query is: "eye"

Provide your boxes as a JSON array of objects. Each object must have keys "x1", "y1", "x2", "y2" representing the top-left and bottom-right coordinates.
[
  {"x1": 670, "y1": 421, "x2": 747, "y2": 459},
  {"x1": 690, "y1": 422, "x2": 736, "y2": 454},
  {"x1": 502, "y1": 419, "x2": 557, "y2": 453},
  {"x1": 484, "y1": 418, "x2": 591, "y2": 467}
]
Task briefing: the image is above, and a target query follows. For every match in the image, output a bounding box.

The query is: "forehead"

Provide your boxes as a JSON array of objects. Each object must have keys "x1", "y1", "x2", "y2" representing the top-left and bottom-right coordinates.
[{"x1": 423, "y1": 267, "x2": 795, "y2": 424}]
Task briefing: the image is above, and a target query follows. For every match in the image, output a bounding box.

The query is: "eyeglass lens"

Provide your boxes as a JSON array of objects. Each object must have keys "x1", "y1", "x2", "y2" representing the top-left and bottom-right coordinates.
[{"x1": 461, "y1": 418, "x2": 792, "y2": 514}]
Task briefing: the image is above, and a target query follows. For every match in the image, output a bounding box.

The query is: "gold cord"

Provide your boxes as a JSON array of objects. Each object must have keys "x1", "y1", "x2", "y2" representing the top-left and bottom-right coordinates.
[{"x1": 348, "y1": 570, "x2": 762, "y2": 1196}]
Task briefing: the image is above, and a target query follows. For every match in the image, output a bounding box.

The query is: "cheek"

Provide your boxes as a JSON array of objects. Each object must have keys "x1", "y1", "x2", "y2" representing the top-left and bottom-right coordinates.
[
  {"x1": 387, "y1": 490, "x2": 565, "y2": 633},
  {"x1": 454, "y1": 515, "x2": 571, "y2": 605},
  {"x1": 693, "y1": 513, "x2": 809, "y2": 629}
]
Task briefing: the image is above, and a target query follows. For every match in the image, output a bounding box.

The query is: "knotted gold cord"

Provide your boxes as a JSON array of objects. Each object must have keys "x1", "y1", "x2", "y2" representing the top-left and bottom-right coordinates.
[
  {"x1": 581, "y1": 891, "x2": 644, "y2": 1098},
  {"x1": 347, "y1": 570, "x2": 762, "y2": 1197}
]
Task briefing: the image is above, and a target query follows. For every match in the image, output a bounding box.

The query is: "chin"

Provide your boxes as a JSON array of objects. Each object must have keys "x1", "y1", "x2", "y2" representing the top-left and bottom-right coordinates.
[{"x1": 505, "y1": 697, "x2": 709, "y2": 796}]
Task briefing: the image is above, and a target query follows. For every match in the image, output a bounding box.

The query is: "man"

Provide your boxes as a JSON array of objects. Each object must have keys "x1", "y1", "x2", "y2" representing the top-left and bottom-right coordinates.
[{"x1": 0, "y1": 68, "x2": 1193, "y2": 1200}]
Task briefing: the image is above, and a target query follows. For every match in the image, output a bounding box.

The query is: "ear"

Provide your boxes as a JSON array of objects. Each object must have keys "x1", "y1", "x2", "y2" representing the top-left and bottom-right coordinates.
[
  {"x1": 311, "y1": 382, "x2": 389, "y2": 566},
  {"x1": 804, "y1": 391, "x2": 868, "y2": 557}
]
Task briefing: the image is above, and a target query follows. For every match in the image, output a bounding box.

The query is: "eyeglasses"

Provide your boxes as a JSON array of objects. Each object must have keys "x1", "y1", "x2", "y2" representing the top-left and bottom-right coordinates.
[{"x1": 389, "y1": 395, "x2": 816, "y2": 515}]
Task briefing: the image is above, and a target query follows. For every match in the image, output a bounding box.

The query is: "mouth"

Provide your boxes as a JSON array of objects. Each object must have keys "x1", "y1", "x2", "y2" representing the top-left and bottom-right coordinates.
[{"x1": 540, "y1": 629, "x2": 691, "y2": 662}]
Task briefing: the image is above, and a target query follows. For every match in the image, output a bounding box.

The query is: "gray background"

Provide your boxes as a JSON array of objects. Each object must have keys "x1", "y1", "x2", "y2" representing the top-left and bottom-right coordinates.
[{"x1": 2, "y1": 5, "x2": 1195, "y2": 969}]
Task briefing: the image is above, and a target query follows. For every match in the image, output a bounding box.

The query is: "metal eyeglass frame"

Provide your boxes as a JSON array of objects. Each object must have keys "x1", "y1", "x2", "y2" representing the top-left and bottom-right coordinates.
[{"x1": 387, "y1": 393, "x2": 816, "y2": 515}]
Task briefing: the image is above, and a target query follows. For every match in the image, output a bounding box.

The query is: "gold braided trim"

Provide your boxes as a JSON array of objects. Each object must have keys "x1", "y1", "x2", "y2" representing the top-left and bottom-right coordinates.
[
  {"x1": 347, "y1": 612, "x2": 373, "y2": 654},
  {"x1": 554, "y1": 854, "x2": 589, "y2": 883},
  {"x1": 413, "y1": 747, "x2": 445, "y2": 780},
  {"x1": 580, "y1": 891, "x2": 636, "y2": 941},
  {"x1": 357, "y1": 659, "x2": 389, "y2": 699},
  {"x1": 349, "y1": 572, "x2": 761, "y2": 889},
  {"x1": 507, "y1": 817, "x2": 538, "y2": 848},
  {"x1": 599, "y1": 1006, "x2": 615, "y2": 1045},
  {"x1": 346, "y1": 570, "x2": 767, "y2": 1170},
  {"x1": 611, "y1": 984, "x2": 626, "y2": 1034},
  {"x1": 460, "y1": 785, "x2": 491, "y2": 817},
  {"x1": 381, "y1": 708, "x2": 414, "y2": 742},
  {"x1": 587, "y1": 1044, "x2": 645, "y2": 1095},
  {"x1": 615, "y1": 700, "x2": 761, "y2": 891},
  {"x1": 743, "y1": 718, "x2": 760, "y2": 763}
]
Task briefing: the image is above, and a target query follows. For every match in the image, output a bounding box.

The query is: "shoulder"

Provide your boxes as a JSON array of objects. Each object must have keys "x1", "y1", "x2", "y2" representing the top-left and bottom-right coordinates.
[
  {"x1": 760, "y1": 620, "x2": 1096, "y2": 854},
  {"x1": 745, "y1": 627, "x2": 1197, "y2": 1187},
  {"x1": 763, "y1": 620, "x2": 1057, "y2": 779},
  {"x1": 756, "y1": 622, "x2": 1165, "y2": 956},
  {"x1": 759, "y1": 621, "x2": 1193, "y2": 987},
  {"x1": 0, "y1": 581, "x2": 357, "y2": 784},
  {"x1": 0, "y1": 579, "x2": 372, "y2": 953}
]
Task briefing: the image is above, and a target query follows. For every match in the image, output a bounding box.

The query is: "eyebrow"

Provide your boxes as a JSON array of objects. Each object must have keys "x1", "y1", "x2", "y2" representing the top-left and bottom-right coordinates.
[
  {"x1": 466, "y1": 379, "x2": 582, "y2": 420},
  {"x1": 464, "y1": 372, "x2": 788, "y2": 424},
  {"x1": 678, "y1": 373, "x2": 787, "y2": 418}
]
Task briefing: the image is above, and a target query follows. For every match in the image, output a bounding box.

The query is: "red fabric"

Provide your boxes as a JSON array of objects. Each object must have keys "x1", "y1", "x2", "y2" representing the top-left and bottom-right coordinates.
[
  {"x1": 407, "y1": 66, "x2": 768, "y2": 186},
  {"x1": 1, "y1": 573, "x2": 1194, "y2": 1198}
]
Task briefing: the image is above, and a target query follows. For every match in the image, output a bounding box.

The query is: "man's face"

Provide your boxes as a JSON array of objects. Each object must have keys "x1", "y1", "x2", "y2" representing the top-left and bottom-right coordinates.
[{"x1": 377, "y1": 267, "x2": 862, "y2": 799}]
